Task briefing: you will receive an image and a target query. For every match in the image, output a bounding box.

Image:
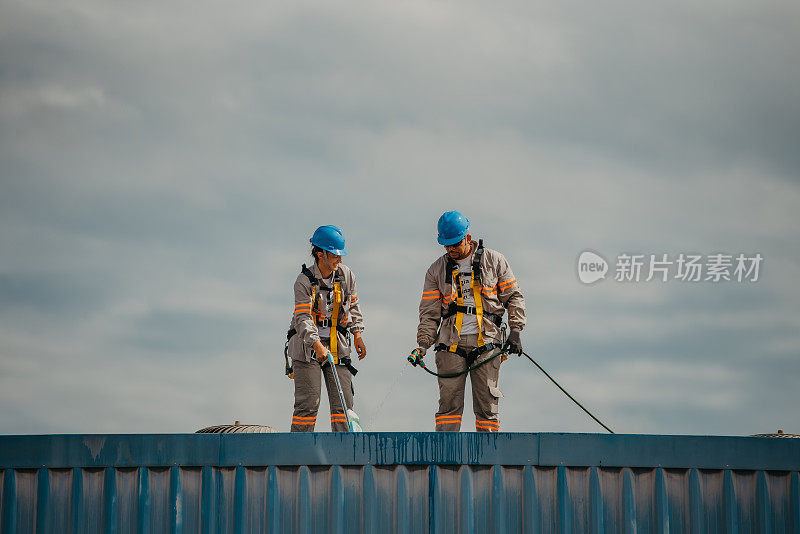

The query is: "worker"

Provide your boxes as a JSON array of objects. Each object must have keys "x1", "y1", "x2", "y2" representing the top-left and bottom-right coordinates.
[
  {"x1": 286, "y1": 225, "x2": 366, "y2": 432},
  {"x1": 411, "y1": 211, "x2": 525, "y2": 432}
]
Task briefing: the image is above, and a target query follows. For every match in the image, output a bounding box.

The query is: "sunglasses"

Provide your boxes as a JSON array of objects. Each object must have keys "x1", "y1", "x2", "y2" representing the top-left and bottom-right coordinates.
[{"x1": 444, "y1": 238, "x2": 467, "y2": 250}]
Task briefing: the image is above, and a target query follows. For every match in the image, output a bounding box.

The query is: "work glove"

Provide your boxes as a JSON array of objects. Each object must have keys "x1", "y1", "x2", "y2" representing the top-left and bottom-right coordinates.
[{"x1": 504, "y1": 329, "x2": 522, "y2": 355}]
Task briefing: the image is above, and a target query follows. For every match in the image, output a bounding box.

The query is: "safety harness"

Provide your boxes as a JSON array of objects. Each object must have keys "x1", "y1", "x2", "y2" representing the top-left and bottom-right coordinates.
[
  {"x1": 434, "y1": 240, "x2": 504, "y2": 367},
  {"x1": 284, "y1": 264, "x2": 357, "y2": 379}
]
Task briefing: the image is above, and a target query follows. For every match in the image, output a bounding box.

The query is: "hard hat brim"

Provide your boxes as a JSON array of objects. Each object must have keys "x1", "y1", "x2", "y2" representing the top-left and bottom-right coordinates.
[
  {"x1": 320, "y1": 247, "x2": 348, "y2": 256},
  {"x1": 437, "y1": 232, "x2": 468, "y2": 246},
  {"x1": 309, "y1": 238, "x2": 348, "y2": 256}
]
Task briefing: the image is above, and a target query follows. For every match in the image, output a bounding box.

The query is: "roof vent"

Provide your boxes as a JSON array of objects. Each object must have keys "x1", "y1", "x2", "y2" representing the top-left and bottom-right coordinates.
[{"x1": 196, "y1": 421, "x2": 279, "y2": 433}]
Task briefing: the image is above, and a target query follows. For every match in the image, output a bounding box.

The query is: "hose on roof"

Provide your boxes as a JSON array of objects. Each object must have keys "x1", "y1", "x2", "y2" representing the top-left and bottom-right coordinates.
[{"x1": 410, "y1": 346, "x2": 615, "y2": 434}]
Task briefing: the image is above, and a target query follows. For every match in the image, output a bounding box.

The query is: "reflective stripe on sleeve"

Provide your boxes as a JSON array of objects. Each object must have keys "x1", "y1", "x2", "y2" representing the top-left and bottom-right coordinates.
[{"x1": 497, "y1": 278, "x2": 517, "y2": 290}]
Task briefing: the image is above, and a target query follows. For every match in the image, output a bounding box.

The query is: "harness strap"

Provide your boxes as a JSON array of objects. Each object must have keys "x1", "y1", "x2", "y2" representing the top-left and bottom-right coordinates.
[
  {"x1": 301, "y1": 264, "x2": 317, "y2": 285},
  {"x1": 448, "y1": 266, "x2": 465, "y2": 353},
  {"x1": 472, "y1": 239, "x2": 484, "y2": 284},
  {"x1": 284, "y1": 338, "x2": 294, "y2": 378},
  {"x1": 435, "y1": 342, "x2": 500, "y2": 367},
  {"x1": 286, "y1": 323, "x2": 348, "y2": 341},
  {"x1": 442, "y1": 304, "x2": 503, "y2": 326},
  {"x1": 446, "y1": 239, "x2": 489, "y2": 354},
  {"x1": 340, "y1": 357, "x2": 358, "y2": 376},
  {"x1": 320, "y1": 356, "x2": 358, "y2": 376},
  {"x1": 330, "y1": 276, "x2": 342, "y2": 363}
]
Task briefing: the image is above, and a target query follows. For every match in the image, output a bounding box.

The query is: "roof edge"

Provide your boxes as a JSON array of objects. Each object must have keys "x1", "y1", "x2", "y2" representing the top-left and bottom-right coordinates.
[{"x1": 1, "y1": 432, "x2": 798, "y2": 471}]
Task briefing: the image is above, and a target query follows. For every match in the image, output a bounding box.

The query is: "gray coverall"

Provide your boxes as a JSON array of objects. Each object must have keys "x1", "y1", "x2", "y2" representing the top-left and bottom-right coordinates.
[
  {"x1": 417, "y1": 242, "x2": 525, "y2": 432},
  {"x1": 287, "y1": 262, "x2": 364, "y2": 432}
]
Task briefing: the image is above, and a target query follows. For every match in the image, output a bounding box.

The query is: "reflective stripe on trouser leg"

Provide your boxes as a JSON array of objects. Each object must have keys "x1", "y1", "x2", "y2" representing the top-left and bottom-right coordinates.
[
  {"x1": 291, "y1": 359, "x2": 322, "y2": 432},
  {"x1": 434, "y1": 350, "x2": 467, "y2": 431},
  {"x1": 323, "y1": 363, "x2": 354, "y2": 432},
  {"x1": 470, "y1": 345, "x2": 502, "y2": 432}
]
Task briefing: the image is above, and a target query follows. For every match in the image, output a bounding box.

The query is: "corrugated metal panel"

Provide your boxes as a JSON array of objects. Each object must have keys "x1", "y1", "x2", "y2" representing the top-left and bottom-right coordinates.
[{"x1": 1, "y1": 433, "x2": 799, "y2": 533}]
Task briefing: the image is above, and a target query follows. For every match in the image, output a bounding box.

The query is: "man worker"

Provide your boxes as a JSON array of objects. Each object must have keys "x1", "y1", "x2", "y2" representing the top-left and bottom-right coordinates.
[{"x1": 411, "y1": 211, "x2": 525, "y2": 432}]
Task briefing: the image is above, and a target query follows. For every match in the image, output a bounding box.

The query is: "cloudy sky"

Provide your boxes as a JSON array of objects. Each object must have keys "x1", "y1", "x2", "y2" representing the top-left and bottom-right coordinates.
[{"x1": 1, "y1": 0, "x2": 798, "y2": 436}]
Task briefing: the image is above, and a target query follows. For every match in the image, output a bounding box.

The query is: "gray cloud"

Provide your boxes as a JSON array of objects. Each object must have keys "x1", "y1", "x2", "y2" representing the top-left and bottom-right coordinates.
[{"x1": 1, "y1": 0, "x2": 798, "y2": 436}]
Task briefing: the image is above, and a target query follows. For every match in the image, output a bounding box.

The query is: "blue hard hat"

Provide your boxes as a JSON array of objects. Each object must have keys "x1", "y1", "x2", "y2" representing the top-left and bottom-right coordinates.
[
  {"x1": 437, "y1": 211, "x2": 470, "y2": 245},
  {"x1": 310, "y1": 225, "x2": 348, "y2": 256}
]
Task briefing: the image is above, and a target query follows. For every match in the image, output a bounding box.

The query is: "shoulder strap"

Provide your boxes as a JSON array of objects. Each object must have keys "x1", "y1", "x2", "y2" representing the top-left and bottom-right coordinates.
[
  {"x1": 446, "y1": 255, "x2": 458, "y2": 286},
  {"x1": 301, "y1": 264, "x2": 319, "y2": 312},
  {"x1": 335, "y1": 267, "x2": 349, "y2": 297},
  {"x1": 301, "y1": 264, "x2": 318, "y2": 287},
  {"x1": 472, "y1": 239, "x2": 484, "y2": 284}
]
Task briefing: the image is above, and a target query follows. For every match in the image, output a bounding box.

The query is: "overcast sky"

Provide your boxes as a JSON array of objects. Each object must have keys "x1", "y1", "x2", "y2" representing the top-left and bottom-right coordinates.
[{"x1": 1, "y1": 0, "x2": 798, "y2": 436}]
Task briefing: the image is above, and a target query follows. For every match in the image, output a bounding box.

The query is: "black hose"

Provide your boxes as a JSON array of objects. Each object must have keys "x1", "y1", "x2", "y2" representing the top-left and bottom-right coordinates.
[
  {"x1": 520, "y1": 350, "x2": 614, "y2": 434},
  {"x1": 416, "y1": 347, "x2": 509, "y2": 378},
  {"x1": 412, "y1": 347, "x2": 615, "y2": 434}
]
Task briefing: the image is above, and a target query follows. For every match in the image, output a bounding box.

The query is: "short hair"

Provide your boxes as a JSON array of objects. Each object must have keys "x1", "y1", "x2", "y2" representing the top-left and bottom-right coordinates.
[{"x1": 311, "y1": 245, "x2": 325, "y2": 260}]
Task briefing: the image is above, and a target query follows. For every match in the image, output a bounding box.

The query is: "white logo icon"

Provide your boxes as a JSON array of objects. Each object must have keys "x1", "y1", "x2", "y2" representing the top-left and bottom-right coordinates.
[{"x1": 578, "y1": 251, "x2": 608, "y2": 284}]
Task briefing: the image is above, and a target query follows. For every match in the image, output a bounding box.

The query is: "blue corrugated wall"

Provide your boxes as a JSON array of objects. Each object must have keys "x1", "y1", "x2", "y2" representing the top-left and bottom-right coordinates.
[{"x1": 1, "y1": 433, "x2": 799, "y2": 533}]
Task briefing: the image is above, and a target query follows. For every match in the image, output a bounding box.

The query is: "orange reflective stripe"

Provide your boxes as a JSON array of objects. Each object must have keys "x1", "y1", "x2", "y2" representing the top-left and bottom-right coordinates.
[
  {"x1": 294, "y1": 304, "x2": 312, "y2": 310},
  {"x1": 475, "y1": 419, "x2": 499, "y2": 431},
  {"x1": 292, "y1": 421, "x2": 316, "y2": 426},
  {"x1": 435, "y1": 415, "x2": 462, "y2": 421},
  {"x1": 497, "y1": 278, "x2": 516, "y2": 289},
  {"x1": 292, "y1": 415, "x2": 317, "y2": 421},
  {"x1": 422, "y1": 289, "x2": 442, "y2": 300}
]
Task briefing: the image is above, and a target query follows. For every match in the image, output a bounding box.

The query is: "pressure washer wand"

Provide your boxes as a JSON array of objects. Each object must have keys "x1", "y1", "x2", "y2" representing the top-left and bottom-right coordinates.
[
  {"x1": 407, "y1": 348, "x2": 423, "y2": 367},
  {"x1": 326, "y1": 352, "x2": 355, "y2": 431}
]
